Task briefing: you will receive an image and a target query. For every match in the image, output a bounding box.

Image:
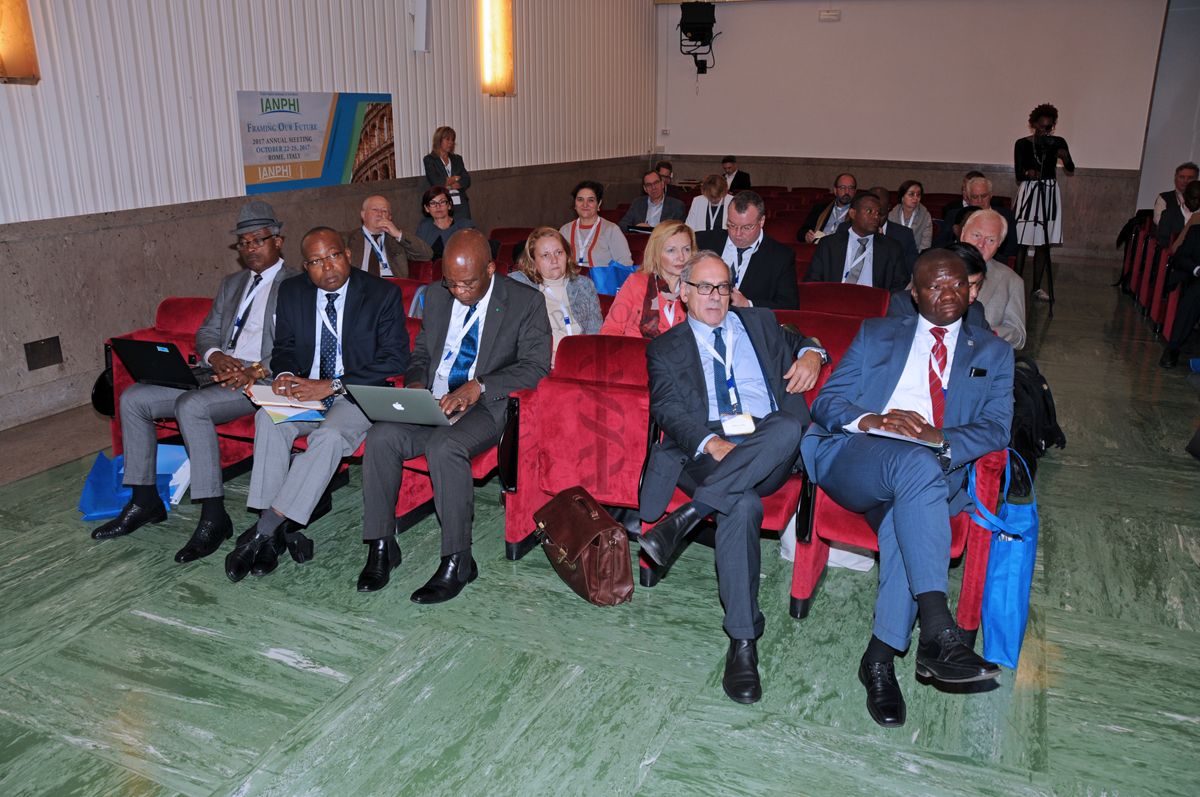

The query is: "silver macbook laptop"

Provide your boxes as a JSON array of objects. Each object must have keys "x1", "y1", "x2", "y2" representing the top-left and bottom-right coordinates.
[{"x1": 347, "y1": 385, "x2": 463, "y2": 426}]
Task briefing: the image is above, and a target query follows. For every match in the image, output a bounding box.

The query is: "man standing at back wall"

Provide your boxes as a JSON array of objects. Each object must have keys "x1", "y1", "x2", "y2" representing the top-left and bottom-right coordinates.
[{"x1": 92, "y1": 201, "x2": 299, "y2": 563}]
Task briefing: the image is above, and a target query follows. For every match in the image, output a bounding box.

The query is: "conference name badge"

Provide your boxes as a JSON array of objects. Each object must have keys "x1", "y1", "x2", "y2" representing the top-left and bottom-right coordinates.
[{"x1": 720, "y1": 413, "x2": 756, "y2": 436}]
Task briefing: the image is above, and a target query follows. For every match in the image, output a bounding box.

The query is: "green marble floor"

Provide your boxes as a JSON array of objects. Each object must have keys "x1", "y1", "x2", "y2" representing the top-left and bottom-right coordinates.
[{"x1": 1, "y1": 262, "x2": 1197, "y2": 796}]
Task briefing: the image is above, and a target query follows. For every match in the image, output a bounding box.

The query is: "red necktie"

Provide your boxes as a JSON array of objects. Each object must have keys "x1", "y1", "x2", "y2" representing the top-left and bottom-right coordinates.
[{"x1": 928, "y1": 327, "x2": 947, "y2": 427}]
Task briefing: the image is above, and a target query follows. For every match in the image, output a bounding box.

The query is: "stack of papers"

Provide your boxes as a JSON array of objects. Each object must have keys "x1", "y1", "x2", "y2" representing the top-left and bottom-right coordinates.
[{"x1": 247, "y1": 385, "x2": 326, "y2": 424}]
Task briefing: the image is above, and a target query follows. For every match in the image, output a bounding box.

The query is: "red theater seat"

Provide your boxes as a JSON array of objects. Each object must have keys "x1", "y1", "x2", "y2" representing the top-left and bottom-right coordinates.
[{"x1": 796, "y1": 283, "x2": 890, "y2": 318}]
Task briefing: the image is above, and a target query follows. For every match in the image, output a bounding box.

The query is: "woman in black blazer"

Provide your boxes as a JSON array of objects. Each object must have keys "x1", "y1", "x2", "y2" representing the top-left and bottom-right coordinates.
[{"x1": 422, "y1": 126, "x2": 472, "y2": 220}]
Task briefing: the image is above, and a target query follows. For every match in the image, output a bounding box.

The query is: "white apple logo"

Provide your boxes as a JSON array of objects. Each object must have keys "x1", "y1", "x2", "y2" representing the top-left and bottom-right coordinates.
[{"x1": 392, "y1": 402, "x2": 405, "y2": 411}]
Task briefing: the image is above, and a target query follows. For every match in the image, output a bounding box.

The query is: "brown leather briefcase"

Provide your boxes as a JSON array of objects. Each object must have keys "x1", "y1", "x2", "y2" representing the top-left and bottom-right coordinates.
[{"x1": 533, "y1": 486, "x2": 634, "y2": 606}]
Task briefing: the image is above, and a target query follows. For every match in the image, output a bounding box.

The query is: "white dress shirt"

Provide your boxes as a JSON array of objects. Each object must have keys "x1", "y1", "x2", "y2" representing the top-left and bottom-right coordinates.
[
  {"x1": 205, "y1": 259, "x2": 284, "y2": 365},
  {"x1": 306, "y1": 279, "x2": 349, "y2": 379},
  {"x1": 842, "y1": 230, "x2": 874, "y2": 286},
  {"x1": 848, "y1": 316, "x2": 962, "y2": 432},
  {"x1": 719, "y1": 230, "x2": 763, "y2": 290},
  {"x1": 432, "y1": 275, "x2": 496, "y2": 397}
]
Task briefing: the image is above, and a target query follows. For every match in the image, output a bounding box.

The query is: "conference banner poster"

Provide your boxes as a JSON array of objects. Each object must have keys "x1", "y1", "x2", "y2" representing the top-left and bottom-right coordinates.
[{"x1": 238, "y1": 91, "x2": 395, "y2": 194}]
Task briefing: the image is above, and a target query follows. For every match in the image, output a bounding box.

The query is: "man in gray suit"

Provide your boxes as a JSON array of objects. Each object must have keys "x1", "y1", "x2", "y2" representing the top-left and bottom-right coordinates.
[
  {"x1": 619, "y1": 170, "x2": 686, "y2": 230},
  {"x1": 92, "y1": 200, "x2": 299, "y2": 563},
  {"x1": 638, "y1": 251, "x2": 824, "y2": 704},
  {"x1": 359, "y1": 229, "x2": 551, "y2": 599}
]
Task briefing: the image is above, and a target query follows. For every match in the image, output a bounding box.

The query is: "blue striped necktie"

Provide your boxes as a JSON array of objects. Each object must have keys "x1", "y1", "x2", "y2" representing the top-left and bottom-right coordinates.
[{"x1": 448, "y1": 304, "x2": 479, "y2": 392}]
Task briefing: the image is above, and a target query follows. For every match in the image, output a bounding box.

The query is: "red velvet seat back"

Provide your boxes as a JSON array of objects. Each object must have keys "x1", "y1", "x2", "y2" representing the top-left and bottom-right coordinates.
[
  {"x1": 154, "y1": 297, "x2": 214, "y2": 337},
  {"x1": 551, "y1": 335, "x2": 649, "y2": 387},
  {"x1": 764, "y1": 219, "x2": 801, "y2": 243},
  {"x1": 773, "y1": 310, "x2": 864, "y2": 399},
  {"x1": 797, "y1": 283, "x2": 889, "y2": 318}
]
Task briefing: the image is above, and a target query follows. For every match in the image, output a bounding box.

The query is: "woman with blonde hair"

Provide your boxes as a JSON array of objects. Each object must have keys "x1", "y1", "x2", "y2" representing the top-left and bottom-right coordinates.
[
  {"x1": 509, "y1": 227, "x2": 602, "y2": 360},
  {"x1": 600, "y1": 220, "x2": 695, "y2": 338},
  {"x1": 685, "y1": 173, "x2": 732, "y2": 232},
  {"x1": 423, "y1": 125, "x2": 472, "y2": 220}
]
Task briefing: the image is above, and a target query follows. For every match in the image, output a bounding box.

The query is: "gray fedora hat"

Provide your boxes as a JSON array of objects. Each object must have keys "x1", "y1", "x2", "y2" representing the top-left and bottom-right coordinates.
[{"x1": 230, "y1": 199, "x2": 283, "y2": 236}]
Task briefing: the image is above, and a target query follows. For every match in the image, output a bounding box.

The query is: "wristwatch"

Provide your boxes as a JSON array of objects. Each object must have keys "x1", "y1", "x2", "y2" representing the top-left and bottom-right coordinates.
[
  {"x1": 330, "y1": 378, "x2": 346, "y2": 396},
  {"x1": 936, "y1": 438, "x2": 952, "y2": 469}
]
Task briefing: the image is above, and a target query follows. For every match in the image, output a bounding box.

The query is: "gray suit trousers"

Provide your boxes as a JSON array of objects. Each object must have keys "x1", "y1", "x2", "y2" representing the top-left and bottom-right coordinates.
[
  {"x1": 247, "y1": 397, "x2": 371, "y2": 524},
  {"x1": 119, "y1": 383, "x2": 255, "y2": 499},
  {"x1": 676, "y1": 412, "x2": 805, "y2": 640},
  {"x1": 361, "y1": 404, "x2": 501, "y2": 555}
]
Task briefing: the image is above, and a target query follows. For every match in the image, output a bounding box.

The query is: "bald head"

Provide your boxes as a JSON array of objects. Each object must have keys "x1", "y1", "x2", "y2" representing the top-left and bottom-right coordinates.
[
  {"x1": 443, "y1": 229, "x2": 495, "y2": 306},
  {"x1": 360, "y1": 194, "x2": 392, "y2": 233}
]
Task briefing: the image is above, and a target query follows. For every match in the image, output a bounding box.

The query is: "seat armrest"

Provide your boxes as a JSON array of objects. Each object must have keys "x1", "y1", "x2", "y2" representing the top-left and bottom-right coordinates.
[{"x1": 497, "y1": 396, "x2": 520, "y2": 493}]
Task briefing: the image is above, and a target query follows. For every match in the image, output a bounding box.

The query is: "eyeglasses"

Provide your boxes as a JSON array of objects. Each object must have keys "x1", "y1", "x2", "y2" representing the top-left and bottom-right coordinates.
[
  {"x1": 426, "y1": 199, "x2": 450, "y2": 208},
  {"x1": 302, "y1": 250, "x2": 348, "y2": 269},
  {"x1": 442, "y1": 277, "x2": 483, "y2": 291},
  {"x1": 684, "y1": 280, "x2": 733, "y2": 296},
  {"x1": 834, "y1": 184, "x2": 857, "y2": 191},
  {"x1": 643, "y1": 180, "x2": 661, "y2": 189},
  {"x1": 235, "y1": 235, "x2": 276, "y2": 251},
  {"x1": 727, "y1": 222, "x2": 761, "y2": 234}
]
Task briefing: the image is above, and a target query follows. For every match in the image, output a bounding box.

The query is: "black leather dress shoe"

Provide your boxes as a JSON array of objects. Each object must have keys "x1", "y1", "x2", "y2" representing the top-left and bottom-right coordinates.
[
  {"x1": 915, "y1": 627, "x2": 1001, "y2": 683},
  {"x1": 858, "y1": 654, "x2": 906, "y2": 727},
  {"x1": 722, "y1": 639, "x2": 762, "y2": 704},
  {"x1": 640, "y1": 503, "x2": 705, "y2": 566},
  {"x1": 91, "y1": 500, "x2": 167, "y2": 540},
  {"x1": 410, "y1": 552, "x2": 478, "y2": 604},
  {"x1": 250, "y1": 527, "x2": 287, "y2": 577},
  {"x1": 357, "y1": 537, "x2": 402, "y2": 592},
  {"x1": 1159, "y1": 348, "x2": 1180, "y2": 369},
  {"x1": 174, "y1": 513, "x2": 233, "y2": 563},
  {"x1": 226, "y1": 525, "x2": 271, "y2": 583}
]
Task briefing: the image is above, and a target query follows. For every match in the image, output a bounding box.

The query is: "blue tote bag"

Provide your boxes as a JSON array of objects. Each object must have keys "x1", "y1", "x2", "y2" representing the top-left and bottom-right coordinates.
[
  {"x1": 588, "y1": 260, "x2": 637, "y2": 296},
  {"x1": 967, "y1": 450, "x2": 1039, "y2": 670}
]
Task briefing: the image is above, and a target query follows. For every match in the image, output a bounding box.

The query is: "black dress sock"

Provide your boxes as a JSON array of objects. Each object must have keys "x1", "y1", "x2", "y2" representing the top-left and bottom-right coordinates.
[
  {"x1": 916, "y1": 591, "x2": 955, "y2": 641},
  {"x1": 864, "y1": 635, "x2": 897, "y2": 664},
  {"x1": 198, "y1": 497, "x2": 226, "y2": 523},
  {"x1": 255, "y1": 508, "x2": 287, "y2": 538},
  {"x1": 131, "y1": 485, "x2": 160, "y2": 507}
]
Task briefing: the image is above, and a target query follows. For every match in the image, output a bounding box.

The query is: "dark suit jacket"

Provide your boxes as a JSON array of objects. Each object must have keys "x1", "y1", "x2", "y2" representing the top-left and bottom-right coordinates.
[
  {"x1": 344, "y1": 228, "x2": 434, "y2": 279},
  {"x1": 195, "y1": 263, "x2": 301, "y2": 373},
  {"x1": 727, "y1": 170, "x2": 751, "y2": 192},
  {"x1": 801, "y1": 200, "x2": 835, "y2": 237},
  {"x1": 1155, "y1": 205, "x2": 1191, "y2": 249},
  {"x1": 886, "y1": 291, "x2": 990, "y2": 331},
  {"x1": 423, "y1": 152, "x2": 472, "y2": 217},
  {"x1": 640, "y1": 307, "x2": 817, "y2": 518},
  {"x1": 695, "y1": 230, "x2": 799, "y2": 309},
  {"x1": 801, "y1": 315, "x2": 1014, "y2": 512},
  {"x1": 936, "y1": 205, "x2": 1019, "y2": 259},
  {"x1": 270, "y1": 269, "x2": 410, "y2": 386},
  {"x1": 618, "y1": 195, "x2": 686, "y2": 229},
  {"x1": 1168, "y1": 225, "x2": 1200, "y2": 290},
  {"x1": 407, "y1": 275, "x2": 552, "y2": 425},
  {"x1": 837, "y1": 219, "x2": 918, "y2": 272},
  {"x1": 940, "y1": 197, "x2": 1006, "y2": 221},
  {"x1": 805, "y1": 230, "x2": 910, "y2": 292}
]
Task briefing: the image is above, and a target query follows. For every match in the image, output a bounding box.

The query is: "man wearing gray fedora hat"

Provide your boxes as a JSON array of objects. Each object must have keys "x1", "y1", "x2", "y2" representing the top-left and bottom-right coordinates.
[{"x1": 91, "y1": 199, "x2": 300, "y2": 564}]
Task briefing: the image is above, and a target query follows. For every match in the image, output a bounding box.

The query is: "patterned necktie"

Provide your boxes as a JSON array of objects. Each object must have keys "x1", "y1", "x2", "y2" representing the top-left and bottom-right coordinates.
[
  {"x1": 448, "y1": 304, "x2": 479, "y2": 392},
  {"x1": 734, "y1": 247, "x2": 748, "y2": 284},
  {"x1": 227, "y1": 273, "x2": 263, "y2": 350},
  {"x1": 319, "y1": 293, "x2": 338, "y2": 408},
  {"x1": 928, "y1": 327, "x2": 948, "y2": 427},
  {"x1": 713, "y1": 327, "x2": 737, "y2": 416},
  {"x1": 844, "y1": 237, "x2": 869, "y2": 284}
]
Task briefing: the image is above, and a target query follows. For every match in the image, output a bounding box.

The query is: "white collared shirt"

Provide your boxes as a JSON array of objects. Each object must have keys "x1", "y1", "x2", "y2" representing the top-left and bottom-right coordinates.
[
  {"x1": 646, "y1": 197, "x2": 665, "y2": 227},
  {"x1": 884, "y1": 316, "x2": 961, "y2": 423},
  {"x1": 842, "y1": 230, "x2": 874, "y2": 286},
  {"x1": 359, "y1": 226, "x2": 400, "y2": 276},
  {"x1": 719, "y1": 230, "x2": 763, "y2": 290},
  {"x1": 205, "y1": 259, "x2": 284, "y2": 365},
  {"x1": 432, "y1": 275, "x2": 497, "y2": 397},
  {"x1": 307, "y1": 279, "x2": 349, "y2": 379}
]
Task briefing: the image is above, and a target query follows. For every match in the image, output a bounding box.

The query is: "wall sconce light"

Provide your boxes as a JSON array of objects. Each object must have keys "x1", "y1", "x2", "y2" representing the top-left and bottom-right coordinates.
[
  {"x1": 0, "y1": 0, "x2": 40, "y2": 85},
  {"x1": 479, "y1": 0, "x2": 514, "y2": 97}
]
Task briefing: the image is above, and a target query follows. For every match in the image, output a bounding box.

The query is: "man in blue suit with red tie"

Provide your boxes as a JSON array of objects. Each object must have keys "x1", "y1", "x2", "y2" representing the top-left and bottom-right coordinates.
[{"x1": 800, "y1": 248, "x2": 1013, "y2": 728}]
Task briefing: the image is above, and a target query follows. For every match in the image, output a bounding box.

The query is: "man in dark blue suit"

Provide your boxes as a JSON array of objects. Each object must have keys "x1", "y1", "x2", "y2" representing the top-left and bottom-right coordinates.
[
  {"x1": 225, "y1": 227, "x2": 409, "y2": 582},
  {"x1": 839, "y1": 187, "x2": 919, "y2": 271},
  {"x1": 801, "y1": 249, "x2": 1013, "y2": 728},
  {"x1": 639, "y1": 252, "x2": 825, "y2": 704}
]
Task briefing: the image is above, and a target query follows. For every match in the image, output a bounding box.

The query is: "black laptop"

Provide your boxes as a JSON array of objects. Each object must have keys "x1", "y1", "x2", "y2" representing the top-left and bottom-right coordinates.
[{"x1": 110, "y1": 338, "x2": 219, "y2": 390}]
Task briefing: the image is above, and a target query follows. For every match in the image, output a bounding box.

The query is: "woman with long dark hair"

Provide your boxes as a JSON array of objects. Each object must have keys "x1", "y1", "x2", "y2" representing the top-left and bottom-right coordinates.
[{"x1": 1014, "y1": 103, "x2": 1075, "y2": 300}]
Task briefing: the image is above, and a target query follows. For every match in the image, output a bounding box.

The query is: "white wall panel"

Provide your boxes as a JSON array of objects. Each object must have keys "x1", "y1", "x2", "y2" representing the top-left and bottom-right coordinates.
[{"x1": 0, "y1": 0, "x2": 656, "y2": 224}]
